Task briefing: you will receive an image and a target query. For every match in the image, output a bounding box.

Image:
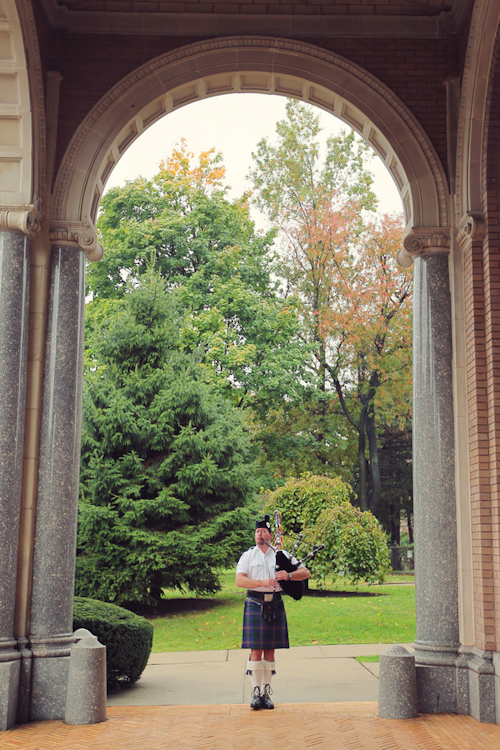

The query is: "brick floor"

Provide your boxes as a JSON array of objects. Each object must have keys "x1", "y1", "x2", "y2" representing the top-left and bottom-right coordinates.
[{"x1": 1, "y1": 702, "x2": 500, "y2": 750}]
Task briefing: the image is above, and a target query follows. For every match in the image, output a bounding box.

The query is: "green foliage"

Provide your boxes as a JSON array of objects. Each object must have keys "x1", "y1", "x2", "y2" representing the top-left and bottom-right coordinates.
[
  {"x1": 73, "y1": 596, "x2": 153, "y2": 690},
  {"x1": 87, "y1": 142, "x2": 313, "y2": 417},
  {"x1": 249, "y1": 100, "x2": 413, "y2": 517},
  {"x1": 261, "y1": 473, "x2": 389, "y2": 585},
  {"x1": 314, "y1": 506, "x2": 390, "y2": 585},
  {"x1": 77, "y1": 278, "x2": 257, "y2": 607},
  {"x1": 248, "y1": 99, "x2": 376, "y2": 221},
  {"x1": 261, "y1": 473, "x2": 351, "y2": 532}
]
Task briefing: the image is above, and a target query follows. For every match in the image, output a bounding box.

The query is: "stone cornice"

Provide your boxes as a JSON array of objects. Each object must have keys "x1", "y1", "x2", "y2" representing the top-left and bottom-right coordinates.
[
  {"x1": 39, "y1": 0, "x2": 452, "y2": 38},
  {"x1": 0, "y1": 207, "x2": 42, "y2": 238},
  {"x1": 397, "y1": 227, "x2": 451, "y2": 268},
  {"x1": 457, "y1": 211, "x2": 485, "y2": 247},
  {"x1": 49, "y1": 220, "x2": 103, "y2": 262}
]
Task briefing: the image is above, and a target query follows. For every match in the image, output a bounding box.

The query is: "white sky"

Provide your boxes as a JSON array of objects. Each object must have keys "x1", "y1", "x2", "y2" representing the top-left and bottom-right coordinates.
[{"x1": 104, "y1": 93, "x2": 403, "y2": 226}]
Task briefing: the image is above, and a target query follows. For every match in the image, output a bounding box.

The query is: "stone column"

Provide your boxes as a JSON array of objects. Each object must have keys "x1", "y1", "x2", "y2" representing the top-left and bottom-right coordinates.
[
  {"x1": 28, "y1": 236, "x2": 87, "y2": 721},
  {"x1": 27, "y1": 222, "x2": 102, "y2": 722},
  {"x1": 0, "y1": 226, "x2": 31, "y2": 730},
  {"x1": 406, "y1": 230, "x2": 460, "y2": 713}
]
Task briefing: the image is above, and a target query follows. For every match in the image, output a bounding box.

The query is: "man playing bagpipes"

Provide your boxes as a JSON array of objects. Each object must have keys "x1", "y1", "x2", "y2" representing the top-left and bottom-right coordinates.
[{"x1": 235, "y1": 514, "x2": 311, "y2": 710}]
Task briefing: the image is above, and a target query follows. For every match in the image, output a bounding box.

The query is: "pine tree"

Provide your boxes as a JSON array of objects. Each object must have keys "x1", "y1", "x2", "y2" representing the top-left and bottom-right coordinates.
[{"x1": 77, "y1": 278, "x2": 256, "y2": 607}]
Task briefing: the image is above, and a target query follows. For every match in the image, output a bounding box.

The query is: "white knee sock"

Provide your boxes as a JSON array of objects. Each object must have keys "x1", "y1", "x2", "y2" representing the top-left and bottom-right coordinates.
[
  {"x1": 246, "y1": 659, "x2": 263, "y2": 690},
  {"x1": 261, "y1": 659, "x2": 276, "y2": 688}
]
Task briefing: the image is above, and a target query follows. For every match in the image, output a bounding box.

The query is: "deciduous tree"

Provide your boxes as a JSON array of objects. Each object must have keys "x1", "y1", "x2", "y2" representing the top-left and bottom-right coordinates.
[
  {"x1": 250, "y1": 101, "x2": 413, "y2": 513},
  {"x1": 87, "y1": 139, "x2": 312, "y2": 417}
]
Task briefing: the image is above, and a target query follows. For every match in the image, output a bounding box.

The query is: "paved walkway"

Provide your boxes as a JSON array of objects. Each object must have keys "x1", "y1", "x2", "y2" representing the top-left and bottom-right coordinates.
[
  {"x1": 2, "y1": 645, "x2": 500, "y2": 749},
  {"x1": 107, "y1": 643, "x2": 390, "y2": 706}
]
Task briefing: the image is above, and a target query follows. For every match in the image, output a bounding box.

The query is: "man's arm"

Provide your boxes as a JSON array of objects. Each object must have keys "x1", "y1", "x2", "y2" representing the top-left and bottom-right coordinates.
[
  {"x1": 236, "y1": 572, "x2": 278, "y2": 589},
  {"x1": 288, "y1": 565, "x2": 311, "y2": 581}
]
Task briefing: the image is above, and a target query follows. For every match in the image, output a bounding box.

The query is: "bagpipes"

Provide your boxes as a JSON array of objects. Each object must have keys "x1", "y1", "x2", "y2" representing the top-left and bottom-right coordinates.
[{"x1": 267, "y1": 510, "x2": 325, "y2": 601}]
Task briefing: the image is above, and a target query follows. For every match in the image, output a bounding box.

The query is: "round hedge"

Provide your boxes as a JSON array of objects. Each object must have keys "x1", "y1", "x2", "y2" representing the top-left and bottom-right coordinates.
[{"x1": 73, "y1": 596, "x2": 154, "y2": 691}]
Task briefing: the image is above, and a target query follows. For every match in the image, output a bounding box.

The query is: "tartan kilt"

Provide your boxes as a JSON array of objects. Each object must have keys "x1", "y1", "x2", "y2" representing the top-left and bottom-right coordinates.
[{"x1": 241, "y1": 597, "x2": 290, "y2": 650}]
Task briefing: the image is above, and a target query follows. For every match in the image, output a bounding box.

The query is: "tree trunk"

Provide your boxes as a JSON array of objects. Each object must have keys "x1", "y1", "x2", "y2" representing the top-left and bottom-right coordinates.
[
  {"x1": 358, "y1": 416, "x2": 368, "y2": 511},
  {"x1": 365, "y1": 408, "x2": 382, "y2": 516},
  {"x1": 389, "y1": 504, "x2": 400, "y2": 545},
  {"x1": 407, "y1": 512, "x2": 414, "y2": 544}
]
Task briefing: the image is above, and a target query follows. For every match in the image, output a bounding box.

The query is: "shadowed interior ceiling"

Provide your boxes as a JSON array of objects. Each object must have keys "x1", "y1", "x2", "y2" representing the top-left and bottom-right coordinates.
[{"x1": 40, "y1": 0, "x2": 471, "y2": 36}]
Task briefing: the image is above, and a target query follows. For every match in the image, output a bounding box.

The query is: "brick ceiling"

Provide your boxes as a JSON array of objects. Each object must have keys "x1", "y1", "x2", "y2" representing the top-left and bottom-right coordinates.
[
  {"x1": 41, "y1": 0, "x2": 471, "y2": 37},
  {"x1": 55, "y1": 0, "x2": 454, "y2": 15}
]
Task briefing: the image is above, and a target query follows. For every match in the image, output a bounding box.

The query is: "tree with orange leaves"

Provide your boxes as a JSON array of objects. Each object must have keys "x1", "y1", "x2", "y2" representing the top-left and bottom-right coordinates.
[
  {"x1": 87, "y1": 139, "x2": 312, "y2": 430},
  {"x1": 250, "y1": 101, "x2": 412, "y2": 515}
]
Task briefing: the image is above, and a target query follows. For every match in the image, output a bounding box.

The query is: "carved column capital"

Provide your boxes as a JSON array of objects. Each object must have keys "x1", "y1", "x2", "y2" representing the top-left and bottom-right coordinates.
[
  {"x1": 0, "y1": 207, "x2": 42, "y2": 238},
  {"x1": 397, "y1": 227, "x2": 451, "y2": 268},
  {"x1": 49, "y1": 220, "x2": 103, "y2": 262},
  {"x1": 457, "y1": 211, "x2": 485, "y2": 247}
]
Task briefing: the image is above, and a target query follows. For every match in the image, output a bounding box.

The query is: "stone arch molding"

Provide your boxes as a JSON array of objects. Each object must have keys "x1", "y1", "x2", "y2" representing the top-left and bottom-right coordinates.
[
  {"x1": 456, "y1": 0, "x2": 500, "y2": 226},
  {"x1": 51, "y1": 37, "x2": 450, "y2": 263}
]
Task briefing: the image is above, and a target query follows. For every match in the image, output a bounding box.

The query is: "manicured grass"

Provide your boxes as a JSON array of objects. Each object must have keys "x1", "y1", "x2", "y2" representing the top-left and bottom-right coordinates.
[
  {"x1": 147, "y1": 570, "x2": 415, "y2": 653},
  {"x1": 355, "y1": 655, "x2": 380, "y2": 663}
]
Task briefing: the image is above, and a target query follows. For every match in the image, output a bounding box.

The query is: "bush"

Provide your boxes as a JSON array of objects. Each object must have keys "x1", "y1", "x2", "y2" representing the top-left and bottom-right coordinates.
[
  {"x1": 261, "y1": 473, "x2": 352, "y2": 532},
  {"x1": 261, "y1": 473, "x2": 390, "y2": 586},
  {"x1": 313, "y1": 506, "x2": 390, "y2": 585},
  {"x1": 73, "y1": 596, "x2": 154, "y2": 691}
]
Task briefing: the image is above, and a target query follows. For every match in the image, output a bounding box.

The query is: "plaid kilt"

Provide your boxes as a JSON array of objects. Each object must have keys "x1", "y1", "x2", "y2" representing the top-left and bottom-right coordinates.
[{"x1": 241, "y1": 597, "x2": 290, "y2": 650}]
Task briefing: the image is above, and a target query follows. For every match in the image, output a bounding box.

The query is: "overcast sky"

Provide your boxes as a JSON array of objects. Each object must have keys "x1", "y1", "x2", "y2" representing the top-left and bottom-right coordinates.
[{"x1": 105, "y1": 93, "x2": 403, "y2": 227}]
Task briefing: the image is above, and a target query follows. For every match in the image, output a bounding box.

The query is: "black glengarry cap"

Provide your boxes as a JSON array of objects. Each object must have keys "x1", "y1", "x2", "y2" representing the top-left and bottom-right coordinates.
[{"x1": 255, "y1": 514, "x2": 271, "y2": 532}]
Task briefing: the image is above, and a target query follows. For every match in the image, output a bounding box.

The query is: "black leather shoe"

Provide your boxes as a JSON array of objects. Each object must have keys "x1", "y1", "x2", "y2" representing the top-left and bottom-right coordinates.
[
  {"x1": 250, "y1": 686, "x2": 262, "y2": 710},
  {"x1": 260, "y1": 684, "x2": 274, "y2": 709}
]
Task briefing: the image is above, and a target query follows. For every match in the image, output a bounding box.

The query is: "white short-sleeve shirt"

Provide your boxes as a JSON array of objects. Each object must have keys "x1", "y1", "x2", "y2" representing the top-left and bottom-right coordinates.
[{"x1": 236, "y1": 546, "x2": 301, "y2": 592}]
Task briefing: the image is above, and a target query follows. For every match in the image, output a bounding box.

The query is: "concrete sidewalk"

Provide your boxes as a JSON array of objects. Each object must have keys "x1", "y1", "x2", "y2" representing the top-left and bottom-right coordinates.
[{"x1": 107, "y1": 644, "x2": 413, "y2": 707}]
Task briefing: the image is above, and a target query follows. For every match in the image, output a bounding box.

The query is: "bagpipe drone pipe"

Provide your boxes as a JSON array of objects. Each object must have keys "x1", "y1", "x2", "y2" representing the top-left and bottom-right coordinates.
[{"x1": 267, "y1": 510, "x2": 325, "y2": 601}]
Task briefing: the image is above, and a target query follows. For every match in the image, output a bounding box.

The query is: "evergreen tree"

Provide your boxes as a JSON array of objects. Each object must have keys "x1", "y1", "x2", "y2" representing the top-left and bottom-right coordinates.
[{"x1": 77, "y1": 278, "x2": 256, "y2": 607}]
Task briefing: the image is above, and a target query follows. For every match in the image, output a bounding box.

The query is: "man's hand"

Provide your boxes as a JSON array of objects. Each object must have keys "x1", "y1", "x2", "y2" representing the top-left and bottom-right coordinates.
[
  {"x1": 275, "y1": 570, "x2": 290, "y2": 582},
  {"x1": 264, "y1": 578, "x2": 279, "y2": 588}
]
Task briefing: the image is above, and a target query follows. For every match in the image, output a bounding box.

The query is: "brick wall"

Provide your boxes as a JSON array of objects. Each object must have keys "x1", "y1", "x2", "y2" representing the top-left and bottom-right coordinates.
[
  {"x1": 463, "y1": 26, "x2": 500, "y2": 653},
  {"x1": 482, "y1": 29, "x2": 500, "y2": 652},
  {"x1": 45, "y1": 30, "x2": 452, "y2": 180}
]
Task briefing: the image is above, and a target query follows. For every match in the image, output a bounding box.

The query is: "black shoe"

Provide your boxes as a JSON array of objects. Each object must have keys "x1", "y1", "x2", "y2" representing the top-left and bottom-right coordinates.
[
  {"x1": 260, "y1": 684, "x2": 274, "y2": 709},
  {"x1": 250, "y1": 686, "x2": 262, "y2": 710}
]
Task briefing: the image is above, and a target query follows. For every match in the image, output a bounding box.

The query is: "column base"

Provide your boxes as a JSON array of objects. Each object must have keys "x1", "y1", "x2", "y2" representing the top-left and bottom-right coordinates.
[
  {"x1": 466, "y1": 649, "x2": 495, "y2": 724},
  {"x1": 415, "y1": 664, "x2": 457, "y2": 713},
  {"x1": 455, "y1": 648, "x2": 471, "y2": 715},
  {"x1": 29, "y1": 634, "x2": 73, "y2": 721},
  {"x1": 380, "y1": 647, "x2": 500, "y2": 722},
  {"x1": 492, "y1": 653, "x2": 500, "y2": 724},
  {"x1": 0, "y1": 646, "x2": 21, "y2": 731},
  {"x1": 413, "y1": 641, "x2": 458, "y2": 713}
]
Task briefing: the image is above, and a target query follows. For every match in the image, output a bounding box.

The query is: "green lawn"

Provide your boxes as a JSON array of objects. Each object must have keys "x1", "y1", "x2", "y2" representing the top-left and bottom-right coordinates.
[{"x1": 148, "y1": 570, "x2": 415, "y2": 653}]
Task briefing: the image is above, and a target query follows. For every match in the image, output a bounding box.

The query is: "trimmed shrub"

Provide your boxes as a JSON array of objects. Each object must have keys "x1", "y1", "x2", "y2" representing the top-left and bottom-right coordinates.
[
  {"x1": 261, "y1": 473, "x2": 390, "y2": 586},
  {"x1": 261, "y1": 473, "x2": 352, "y2": 533},
  {"x1": 312, "y1": 505, "x2": 390, "y2": 585},
  {"x1": 73, "y1": 596, "x2": 154, "y2": 691}
]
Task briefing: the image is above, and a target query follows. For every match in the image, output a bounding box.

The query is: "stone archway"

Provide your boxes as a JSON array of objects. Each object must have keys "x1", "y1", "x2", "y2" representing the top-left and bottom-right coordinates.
[
  {"x1": 44, "y1": 33, "x2": 458, "y2": 716},
  {"x1": 2, "y1": 31, "x2": 463, "y2": 727},
  {"x1": 50, "y1": 37, "x2": 449, "y2": 246}
]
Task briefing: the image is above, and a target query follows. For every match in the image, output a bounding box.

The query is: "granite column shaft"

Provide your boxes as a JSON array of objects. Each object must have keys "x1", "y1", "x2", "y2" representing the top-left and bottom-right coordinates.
[
  {"x1": 412, "y1": 251, "x2": 460, "y2": 713},
  {"x1": 0, "y1": 230, "x2": 30, "y2": 730},
  {"x1": 28, "y1": 244, "x2": 86, "y2": 722}
]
